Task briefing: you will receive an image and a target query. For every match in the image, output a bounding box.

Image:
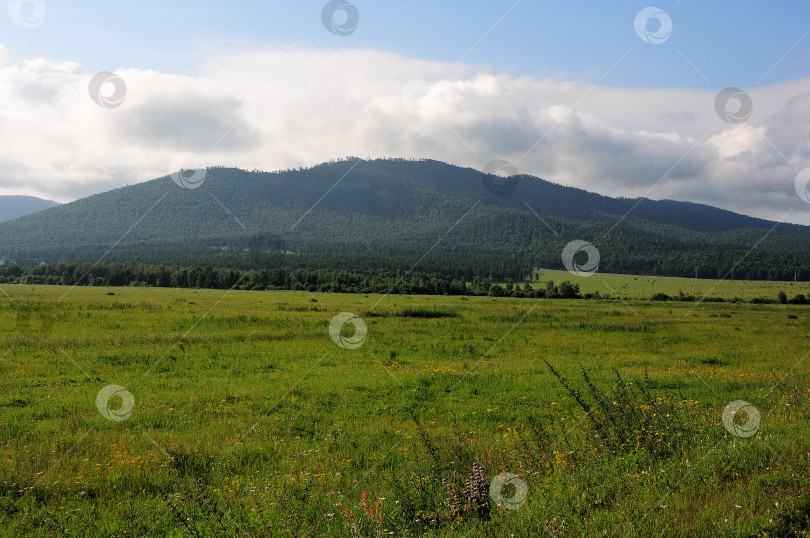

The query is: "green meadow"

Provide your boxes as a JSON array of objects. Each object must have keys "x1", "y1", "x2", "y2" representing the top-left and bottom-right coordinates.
[
  {"x1": 533, "y1": 269, "x2": 810, "y2": 302},
  {"x1": 0, "y1": 281, "x2": 808, "y2": 536}
]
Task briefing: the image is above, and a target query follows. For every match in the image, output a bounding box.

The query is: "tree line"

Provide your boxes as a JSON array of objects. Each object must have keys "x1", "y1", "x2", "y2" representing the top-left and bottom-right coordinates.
[{"x1": 0, "y1": 261, "x2": 589, "y2": 299}]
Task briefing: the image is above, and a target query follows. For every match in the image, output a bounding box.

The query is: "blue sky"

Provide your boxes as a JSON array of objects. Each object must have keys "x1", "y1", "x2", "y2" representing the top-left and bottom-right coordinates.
[
  {"x1": 0, "y1": 0, "x2": 809, "y2": 223},
  {"x1": 3, "y1": 1, "x2": 808, "y2": 89}
]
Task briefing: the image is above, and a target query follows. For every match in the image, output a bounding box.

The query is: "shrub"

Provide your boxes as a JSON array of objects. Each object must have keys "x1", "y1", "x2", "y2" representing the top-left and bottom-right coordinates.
[
  {"x1": 544, "y1": 360, "x2": 698, "y2": 459},
  {"x1": 488, "y1": 284, "x2": 505, "y2": 297},
  {"x1": 788, "y1": 294, "x2": 808, "y2": 305},
  {"x1": 651, "y1": 292, "x2": 670, "y2": 301}
]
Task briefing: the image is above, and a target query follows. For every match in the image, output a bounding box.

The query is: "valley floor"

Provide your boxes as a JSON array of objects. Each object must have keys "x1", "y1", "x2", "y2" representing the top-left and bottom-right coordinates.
[{"x1": 0, "y1": 285, "x2": 808, "y2": 536}]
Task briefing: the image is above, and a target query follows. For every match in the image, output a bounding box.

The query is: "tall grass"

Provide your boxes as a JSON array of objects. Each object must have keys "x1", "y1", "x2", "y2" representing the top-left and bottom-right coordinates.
[{"x1": 544, "y1": 361, "x2": 700, "y2": 458}]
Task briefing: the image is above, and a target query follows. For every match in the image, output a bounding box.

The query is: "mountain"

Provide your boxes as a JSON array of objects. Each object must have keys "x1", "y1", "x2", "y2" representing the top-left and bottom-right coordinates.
[
  {"x1": 0, "y1": 158, "x2": 809, "y2": 280},
  {"x1": 0, "y1": 195, "x2": 59, "y2": 223}
]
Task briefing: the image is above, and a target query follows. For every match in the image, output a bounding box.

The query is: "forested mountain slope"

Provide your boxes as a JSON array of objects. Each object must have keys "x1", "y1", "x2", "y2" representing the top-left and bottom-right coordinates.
[
  {"x1": 0, "y1": 195, "x2": 59, "y2": 223},
  {"x1": 1, "y1": 158, "x2": 808, "y2": 280}
]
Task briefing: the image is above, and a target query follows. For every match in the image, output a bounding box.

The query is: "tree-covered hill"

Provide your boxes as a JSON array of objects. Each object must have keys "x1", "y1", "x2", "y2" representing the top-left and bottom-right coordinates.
[
  {"x1": 0, "y1": 195, "x2": 59, "y2": 223},
  {"x1": 1, "y1": 158, "x2": 809, "y2": 280}
]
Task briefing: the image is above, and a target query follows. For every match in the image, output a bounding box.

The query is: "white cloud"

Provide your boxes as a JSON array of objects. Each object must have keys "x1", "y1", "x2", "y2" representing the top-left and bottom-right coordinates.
[
  {"x1": 708, "y1": 125, "x2": 768, "y2": 161},
  {"x1": 0, "y1": 45, "x2": 808, "y2": 223}
]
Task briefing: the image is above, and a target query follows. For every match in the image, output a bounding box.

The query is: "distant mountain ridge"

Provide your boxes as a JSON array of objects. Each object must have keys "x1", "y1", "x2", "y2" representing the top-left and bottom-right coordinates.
[
  {"x1": 0, "y1": 158, "x2": 808, "y2": 280},
  {"x1": 0, "y1": 195, "x2": 59, "y2": 223}
]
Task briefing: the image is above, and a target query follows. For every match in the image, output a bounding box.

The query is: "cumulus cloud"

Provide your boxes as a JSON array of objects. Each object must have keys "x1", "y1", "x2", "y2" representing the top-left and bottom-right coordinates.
[{"x1": 0, "y1": 45, "x2": 808, "y2": 223}]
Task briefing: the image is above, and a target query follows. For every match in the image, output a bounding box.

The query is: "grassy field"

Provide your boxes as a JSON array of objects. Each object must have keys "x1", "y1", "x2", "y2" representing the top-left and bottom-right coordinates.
[
  {"x1": 533, "y1": 269, "x2": 810, "y2": 302},
  {"x1": 0, "y1": 283, "x2": 808, "y2": 536}
]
